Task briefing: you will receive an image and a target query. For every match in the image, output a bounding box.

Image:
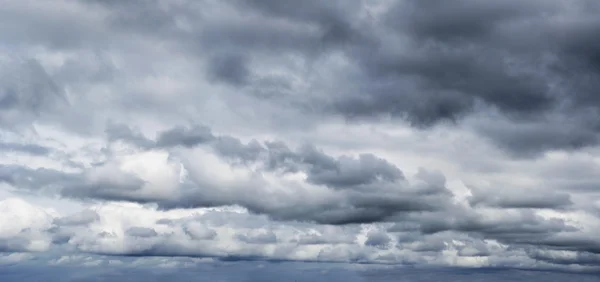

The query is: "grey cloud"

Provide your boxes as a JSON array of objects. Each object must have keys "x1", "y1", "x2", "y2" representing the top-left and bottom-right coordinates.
[
  {"x1": 1, "y1": 129, "x2": 455, "y2": 226},
  {"x1": 125, "y1": 227, "x2": 158, "y2": 238},
  {"x1": 183, "y1": 223, "x2": 217, "y2": 240},
  {"x1": 212, "y1": 136, "x2": 264, "y2": 163},
  {"x1": 175, "y1": 165, "x2": 450, "y2": 225},
  {"x1": 236, "y1": 0, "x2": 364, "y2": 45},
  {"x1": 5, "y1": 0, "x2": 600, "y2": 155},
  {"x1": 82, "y1": 0, "x2": 184, "y2": 36},
  {"x1": 62, "y1": 177, "x2": 146, "y2": 203},
  {"x1": 0, "y1": 58, "x2": 67, "y2": 130},
  {"x1": 342, "y1": 0, "x2": 600, "y2": 154},
  {"x1": 0, "y1": 164, "x2": 150, "y2": 204},
  {"x1": 84, "y1": 0, "x2": 600, "y2": 155},
  {"x1": 155, "y1": 125, "x2": 215, "y2": 148},
  {"x1": 48, "y1": 228, "x2": 73, "y2": 246},
  {"x1": 205, "y1": 53, "x2": 251, "y2": 86},
  {"x1": 457, "y1": 241, "x2": 492, "y2": 257},
  {"x1": 341, "y1": 44, "x2": 554, "y2": 127},
  {"x1": 53, "y1": 210, "x2": 100, "y2": 226},
  {"x1": 364, "y1": 230, "x2": 391, "y2": 249},
  {"x1": 219, "y1": 0, "x2": 557, "y2": 120},
  {"x1": 105, "y1": 123, "x2": 454, "y2": 225},
  {"x1": 529, "y1": 235, "x2": 600, "y2": 255},
  {"x1": 2, "y1": 193, "x2": 598, "y2": 270},
  {"x1": 0, "y1": 142, "x2": 51, "y2": 156},
  {"x1": 406, "y1": 239, "x2": 448, "y2": 253},
  {"x1": 468, "y1": 187, "x2": 573, "y2": 209},
  {"x1": 390, "y1": 208, "x2": 577, "y2": 249},
  {"x1": 387, "y1": 213, "x2": 593, "y2": 265},
  {"x1": 526, "y1": 245, "x2": 600, "y2": 267},
  {"x1": 430, "y1": 213, "x2": 572, "y2": 240},
  {"x1": 533, "y1": 157, "x2": 600, "y2": 194},
  {"x1": 0, "y1": 237, "x2": 31, "y2": 252},
  {"x1": 0, "y1": 0, "x2": 108, "y2": 50},
  {"x1": 236, "y1": 230, "x2": 278, "y2": 244},
  {"x1": 105, "y1": 122, "x2": 156, "y2": 149},
  {"x1": 305, "y1": 152, "x2": 404, "y2": 188},
  {"x1": 471, "y1": 113, "x2": 600, "y2": 157},
  {"x1": 5, "y1": 146, "x2": 590, "y2": 267},
  {"x1": 110, "y1": 123, "x2": 406, "y2": 190},
  {"x1": 294, "y1": 232, "x2": 356, "y2": 246},
  {"x1": 385, "y1": 0, "x2": 556, "y2": 42},
  {"x1": 0, "y1": 165, "x2": 79, "y2": 192}
]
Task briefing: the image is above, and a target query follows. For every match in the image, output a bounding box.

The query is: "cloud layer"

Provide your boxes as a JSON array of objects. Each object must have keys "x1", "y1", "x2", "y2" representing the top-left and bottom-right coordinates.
[{"x1": 2, "y1": 0, "x2": 600, "y2": 276}]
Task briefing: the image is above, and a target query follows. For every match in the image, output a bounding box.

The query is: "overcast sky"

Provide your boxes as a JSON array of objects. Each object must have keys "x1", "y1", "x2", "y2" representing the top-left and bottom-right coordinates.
[{"x1": 2, "y1": 0, "x2": 600, "y2": 280}]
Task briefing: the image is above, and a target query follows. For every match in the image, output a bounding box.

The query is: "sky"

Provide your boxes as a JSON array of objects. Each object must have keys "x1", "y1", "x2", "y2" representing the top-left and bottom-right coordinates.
[{"x1": 1, "y1": 0, "x2": 600, "y2": 281}]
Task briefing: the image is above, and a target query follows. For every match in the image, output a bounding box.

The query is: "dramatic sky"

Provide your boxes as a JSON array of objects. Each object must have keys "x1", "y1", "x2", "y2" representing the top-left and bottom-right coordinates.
[{"x1": 2, "y1": 0, "x2": 600, "y2": 281}]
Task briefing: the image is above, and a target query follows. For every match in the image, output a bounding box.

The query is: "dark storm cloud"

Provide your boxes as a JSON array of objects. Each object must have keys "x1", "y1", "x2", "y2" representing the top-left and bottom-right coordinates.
[
  {"x1": 221, "y1": 0, "x2": 555, "y2": 114},
  {"x1": 82, "y1": 0, "x2": 600, "y2": 155},
  {"x1": 131, "y1": 0, "x2": 593, "y2": 155},
  {"x1": 3, "y1": 0, "x2": 600, "y2": 155},
  {"x1": 339, "y1": 0, "x2": 600, "y2": 154}
]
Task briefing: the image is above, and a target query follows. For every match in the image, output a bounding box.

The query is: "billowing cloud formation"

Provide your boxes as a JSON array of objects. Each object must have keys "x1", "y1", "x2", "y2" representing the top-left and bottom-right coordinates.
[{"x1": 2, "y1": 0, "x2": 600, "y2": 277}]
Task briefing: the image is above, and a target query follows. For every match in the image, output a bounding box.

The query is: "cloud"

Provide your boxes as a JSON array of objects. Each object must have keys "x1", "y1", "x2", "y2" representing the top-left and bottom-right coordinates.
[
  {"x1": 468, "y1": 186, "x2": 573, "y2": 209},
  {"x1": 205, "y1": 52, "x2": 251, "y2": 86},
  {"x1": 2, "y1": 0, "x2": 600, "y2": 276},
  {"x1": 0, "y1": 58, "x2": 67, "y2": 130},
  {"x1": 4, "y1": 125, "x2": 457, "y2": 225},
  {"x1": 79, "y1": 0, "x2": 600, "y2": 155},
  {"x1": 0, "y1": 198, "x2": 55, "y2": 252}
]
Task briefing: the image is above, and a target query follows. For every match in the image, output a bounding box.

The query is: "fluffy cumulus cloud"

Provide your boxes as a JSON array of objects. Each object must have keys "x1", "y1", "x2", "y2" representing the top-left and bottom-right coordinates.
[{"x1": 2, "y1": 0, "x2": 600, "y2": 280}]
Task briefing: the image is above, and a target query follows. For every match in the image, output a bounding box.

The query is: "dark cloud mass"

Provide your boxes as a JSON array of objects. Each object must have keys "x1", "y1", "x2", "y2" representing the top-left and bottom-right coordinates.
[
  {"x1": 2, "y1": 0, "x2": 600, "y2": 277},
  {"x1": 178, "y1": 0, "x2": 600, "y2": 155}
]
